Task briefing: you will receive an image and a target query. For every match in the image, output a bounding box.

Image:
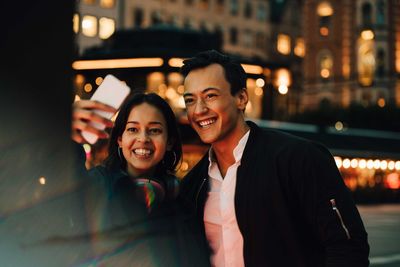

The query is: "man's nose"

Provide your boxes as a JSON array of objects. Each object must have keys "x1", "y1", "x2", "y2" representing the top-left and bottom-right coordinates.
[{"x1": 193, "y1": 99, "x2": 208, "y2": 115}]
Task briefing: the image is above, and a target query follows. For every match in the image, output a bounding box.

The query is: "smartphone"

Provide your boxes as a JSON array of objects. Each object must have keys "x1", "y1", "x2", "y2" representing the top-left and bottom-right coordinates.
[{"x1": 81, "y1": 74, "x2": 131, "y2": 144}]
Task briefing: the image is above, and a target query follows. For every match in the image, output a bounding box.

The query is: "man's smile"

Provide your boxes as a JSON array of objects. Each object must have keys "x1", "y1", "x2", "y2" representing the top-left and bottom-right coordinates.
[{"x1": 197, "y1": 118, "x2": 217, "y2": 128}]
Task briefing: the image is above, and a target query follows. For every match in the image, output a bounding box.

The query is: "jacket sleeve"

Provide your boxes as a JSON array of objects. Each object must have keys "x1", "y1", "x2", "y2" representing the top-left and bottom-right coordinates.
[{"x1": 299, "y1": 142, "x2": 370, "y2": 267}]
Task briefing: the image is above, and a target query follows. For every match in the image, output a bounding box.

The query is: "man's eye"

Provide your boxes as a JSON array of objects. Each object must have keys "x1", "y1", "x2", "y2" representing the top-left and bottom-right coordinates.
[
  {"x1": 149, "y1": 128, "x2": 162, "y2": 135},
  {"x1": 205, "y1": 94, "x2": 217, "y2": 100}
]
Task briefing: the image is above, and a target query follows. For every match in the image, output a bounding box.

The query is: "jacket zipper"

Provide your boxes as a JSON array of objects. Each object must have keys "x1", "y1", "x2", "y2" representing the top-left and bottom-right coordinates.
[
  {"x1": 330, "y1": 198, "x2": 351, "y2": 240},
  {"x1": 195, "y1": 178, "x2": 207, "y2": 211}
]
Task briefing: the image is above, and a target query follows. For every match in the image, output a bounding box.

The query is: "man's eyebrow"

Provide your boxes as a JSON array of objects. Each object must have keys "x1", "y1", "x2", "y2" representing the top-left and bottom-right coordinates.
[
  {"x1": 202, "y1": 87, "x2": 219, "y2": 93},
  {"x1": 183, "y1": 87, "x2": 220, "y2": 97}
]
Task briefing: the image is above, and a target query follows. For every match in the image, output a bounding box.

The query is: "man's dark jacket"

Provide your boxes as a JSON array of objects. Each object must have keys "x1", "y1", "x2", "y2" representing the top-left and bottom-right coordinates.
[{"x1": 179, "y1": 121, "x2": 369, "y2": 266}]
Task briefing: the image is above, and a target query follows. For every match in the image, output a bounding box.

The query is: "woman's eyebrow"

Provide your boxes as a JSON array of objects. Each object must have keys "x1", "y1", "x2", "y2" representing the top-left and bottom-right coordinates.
[{"x1": 126, "y1": 121, "x2": 163, "y2": 126}]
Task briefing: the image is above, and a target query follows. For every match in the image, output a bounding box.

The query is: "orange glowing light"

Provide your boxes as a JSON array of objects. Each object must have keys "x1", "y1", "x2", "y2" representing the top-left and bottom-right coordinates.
[
  {"x1": 321, "y1": 68, "x2": 330, "y2": 78},
  {"x1": 385, "y1": 173, "x2": 400, "y2": 190},
  {"x1": 320, "y1": 27, "x2": 329, "y2": 36}
]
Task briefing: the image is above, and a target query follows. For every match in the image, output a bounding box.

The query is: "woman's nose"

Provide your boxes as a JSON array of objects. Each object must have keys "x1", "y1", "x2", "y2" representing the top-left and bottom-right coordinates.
[{"x1": 136, "y1": 131, "x2": 150, "y2": 142}]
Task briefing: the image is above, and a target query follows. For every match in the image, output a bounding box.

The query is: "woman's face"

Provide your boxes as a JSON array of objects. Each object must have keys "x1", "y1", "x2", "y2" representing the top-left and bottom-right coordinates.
[{"x1": 118, "y1": 103, "x2": 169, "y2": 177}]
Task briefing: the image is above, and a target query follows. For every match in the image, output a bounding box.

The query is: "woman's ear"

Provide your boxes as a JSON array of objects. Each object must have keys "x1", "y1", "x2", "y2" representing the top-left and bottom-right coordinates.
[
  {"x1": 166, "y1": 139, "x2": 174, "y2": 151},
  {"x1": 117, "y1": 136, "x2": 122, "y2": 147}
]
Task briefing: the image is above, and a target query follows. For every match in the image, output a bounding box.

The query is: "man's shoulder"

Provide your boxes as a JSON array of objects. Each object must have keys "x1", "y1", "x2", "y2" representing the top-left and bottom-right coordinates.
[
  {"x1": 250, "y1": 125, "x2": 332, "y2": 160},
  {"x1": 256, "y1": 126, "x2": 313, "y2": 149}
]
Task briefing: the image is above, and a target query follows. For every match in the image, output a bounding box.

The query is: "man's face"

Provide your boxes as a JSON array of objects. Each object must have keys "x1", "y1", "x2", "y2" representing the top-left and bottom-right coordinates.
[{"x1": 183, "y1": 63, "x2": 247, "y2": 145}]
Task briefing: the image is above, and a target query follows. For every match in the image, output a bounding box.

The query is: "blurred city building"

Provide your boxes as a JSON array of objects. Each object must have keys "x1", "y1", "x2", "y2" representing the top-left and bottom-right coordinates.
[
  {"x1": 73, "y1": 0, "x2": 400, "y2": 112},
  {"x1": 74, "y1": 0, "x2": 120, "y2": 54},
  {"x1": 72, "y1": 0, "x2": 400, "y2": 201},
  {"x1": 73, "y1": 0, "x2": 304, "y2": 120},
  {"x1": 302, "y1": 0, "x2": 400, "y2": 110}
]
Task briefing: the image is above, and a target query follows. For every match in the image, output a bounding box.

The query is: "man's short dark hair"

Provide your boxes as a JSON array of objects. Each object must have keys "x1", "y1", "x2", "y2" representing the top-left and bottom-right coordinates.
[{"x1": 181, "y1": 50, "x2": 247, "y2": 96}]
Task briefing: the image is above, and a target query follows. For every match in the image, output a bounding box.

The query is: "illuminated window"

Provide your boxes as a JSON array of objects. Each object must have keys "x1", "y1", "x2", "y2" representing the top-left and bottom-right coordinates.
[
  {"x1": 99, "y1": 17, "x2": 115, "y2": 39},
  {"x1": 273, "y1": 68, "x2": 291, "y2": 95},
  {"x1": 73, "y1": 14, "x2": 79, "y2": 34},
  {"x1": 100, "y1": 0, "x2": 115, "y2": 8},
  {"x1": 361, "y1": 30, "x2": 374, "y2": 40},
  {"x1": 230, "y1": 0, "x2": 239, "y2": 16},
  {"x1": 317, "y1": 2, "x2": 333, "y2": 16},
  {"x1": 277, "y1": 34, "x2": 291, "y2": 55},
  {"x1": 397, "y1": 39, "x2": 400, "y2": 73},
  {"x1": 317, "y1": 2, "x2": 333, "y2": 37},
  {"x1": 358, "y1": 42, "x2": 375, "y2": 86},
  {"x1": 82, "y1": 15, "x2": 97, "y2": 37},
  {"x1": 294, "y1": 38, "x2": 305, "y2": 57},
  {"x1": 244, "y1": 1, "x2": 252, "y2": 18},
  {"x1": 318, "y1": 51, "x2": 333, "y2": 79}
]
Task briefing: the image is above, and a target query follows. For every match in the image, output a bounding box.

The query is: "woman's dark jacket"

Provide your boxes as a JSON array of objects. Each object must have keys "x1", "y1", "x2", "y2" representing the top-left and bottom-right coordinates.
[
  {"x1": 78, "y1": 159, "x2": 210, "y2": 266},
  {"x1": 179, "y1": 121, "x2": 369, "y2": 267}
]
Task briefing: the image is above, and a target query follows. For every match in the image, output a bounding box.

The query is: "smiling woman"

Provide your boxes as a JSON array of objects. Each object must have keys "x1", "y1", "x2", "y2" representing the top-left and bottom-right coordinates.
[{"x1": 72, "y1": 93, "x2": 210, "y2": 266}]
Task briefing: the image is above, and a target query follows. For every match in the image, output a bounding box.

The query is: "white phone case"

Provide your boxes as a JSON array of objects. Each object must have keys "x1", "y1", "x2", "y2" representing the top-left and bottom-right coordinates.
[{"x1": 82, "y1": 74, "x2": 131, "y2": 144}]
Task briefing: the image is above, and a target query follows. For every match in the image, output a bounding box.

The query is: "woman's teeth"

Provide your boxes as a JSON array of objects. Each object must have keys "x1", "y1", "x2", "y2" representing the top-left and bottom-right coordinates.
[{"x1": 134, "y1": 148, "x2": 152, "y2": 156}]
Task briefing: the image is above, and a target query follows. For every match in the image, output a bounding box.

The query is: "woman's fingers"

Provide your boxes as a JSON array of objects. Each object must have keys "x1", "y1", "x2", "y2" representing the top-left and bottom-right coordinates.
[
  {"x1": 72, "y1": 119, "x2": 110, "y2": 144},
  {"x1": 71, "y1": 100, "x2": 116, "y2": 144},
  {"x1": 73, "y1": 108, "x2": 114, "y2": 128},
  {"x1": 73, "y1": 100, "x2": 117, "y2": 113}
]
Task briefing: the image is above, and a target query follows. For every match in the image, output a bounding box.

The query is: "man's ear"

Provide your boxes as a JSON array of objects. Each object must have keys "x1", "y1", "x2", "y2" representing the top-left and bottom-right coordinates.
[{"x1": 236, "y1": 88, "x2": 248, "y2": 111}]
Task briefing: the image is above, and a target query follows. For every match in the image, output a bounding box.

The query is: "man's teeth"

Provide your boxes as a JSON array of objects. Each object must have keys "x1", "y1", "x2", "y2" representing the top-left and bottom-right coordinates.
[
  {"x1": 199, "y1": 119, "x2": 216, "y2": 127},
  {"x1": 134, "y1": 148, "x2": 152, "y2": 155}
]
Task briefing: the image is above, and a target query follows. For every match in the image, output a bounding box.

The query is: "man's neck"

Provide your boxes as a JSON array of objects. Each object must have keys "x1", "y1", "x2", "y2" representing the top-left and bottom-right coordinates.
[{"x1": 211, "y1": 121, "x2": 249, "y2": 177}]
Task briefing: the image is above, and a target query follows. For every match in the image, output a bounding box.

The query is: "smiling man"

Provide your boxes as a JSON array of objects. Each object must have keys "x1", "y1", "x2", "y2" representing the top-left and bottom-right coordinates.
[{"x1": 179, "y1": 50, "x2": 369, "y2": 267}]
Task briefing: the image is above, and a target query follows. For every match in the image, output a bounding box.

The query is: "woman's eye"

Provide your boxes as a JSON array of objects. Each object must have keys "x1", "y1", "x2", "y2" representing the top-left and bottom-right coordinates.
[
  {"x1": 127, "y1": 127, "x2": 138, "y2": 133},
  {"x1": 149, "y1": 128, "x2": 162, "y2": 135}
]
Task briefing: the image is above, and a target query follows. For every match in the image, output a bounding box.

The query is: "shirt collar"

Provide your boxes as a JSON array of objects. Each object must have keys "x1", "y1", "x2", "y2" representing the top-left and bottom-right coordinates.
[{"x1": 208, "y1": 129, "x2": 251, "y2": 164}]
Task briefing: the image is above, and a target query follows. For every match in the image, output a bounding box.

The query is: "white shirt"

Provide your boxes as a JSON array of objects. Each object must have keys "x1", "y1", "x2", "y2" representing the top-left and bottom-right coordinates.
[{"x1": 204, "y1": 130, "x2": 250, "y2": 267}]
